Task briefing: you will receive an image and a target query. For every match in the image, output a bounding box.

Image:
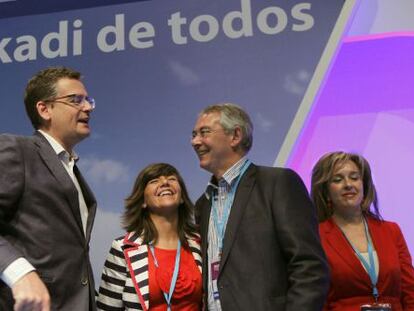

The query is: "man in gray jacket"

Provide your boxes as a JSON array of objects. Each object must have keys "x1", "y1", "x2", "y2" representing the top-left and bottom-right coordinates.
[{"x1": 0, "y1": 67, "x2": 97, "y2": 311}]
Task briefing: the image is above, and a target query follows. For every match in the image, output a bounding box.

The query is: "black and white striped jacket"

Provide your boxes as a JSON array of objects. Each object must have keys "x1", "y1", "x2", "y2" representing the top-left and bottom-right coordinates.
[{"x1": 97, "y1": 231, "x2": 202, "y2": 311}]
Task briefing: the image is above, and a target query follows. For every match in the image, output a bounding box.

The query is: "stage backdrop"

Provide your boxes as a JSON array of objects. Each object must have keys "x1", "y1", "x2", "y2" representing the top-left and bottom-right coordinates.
[
  {"x1": 1, "y1": 0, "x2": 354, "y2": 281},
  {"x1": 284, "y1": 0, "x2": 414, "y2": 259}
]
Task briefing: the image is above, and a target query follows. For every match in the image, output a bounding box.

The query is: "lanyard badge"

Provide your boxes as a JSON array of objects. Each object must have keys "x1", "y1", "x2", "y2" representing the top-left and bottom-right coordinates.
[
  {"x1": 361, "y1": 303, "x2": 392, "y2": 310},
  {"x1": 210, "y1": 160, "x2": 251, "y2": 304},
  {"x1": 211, "y1": 160, "x2": 251, "y2": 253},
  {"x1": 149, "y1": 240, "x2": 181, "y2": 311},
  {"x1": 340, "y1": 219, "x2": 391, "y2": 310}
]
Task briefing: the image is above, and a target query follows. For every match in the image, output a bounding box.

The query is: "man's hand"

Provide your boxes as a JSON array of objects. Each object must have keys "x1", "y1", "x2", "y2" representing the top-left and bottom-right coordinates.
[{"x1": 11, "y1": 271, "x2": 50, "y2": 311}]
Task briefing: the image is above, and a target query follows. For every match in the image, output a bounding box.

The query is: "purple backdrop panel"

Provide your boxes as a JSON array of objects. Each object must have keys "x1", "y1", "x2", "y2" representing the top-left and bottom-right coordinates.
[{"x1": 288, "y1": 34, "x2": 414, "y2": 257}]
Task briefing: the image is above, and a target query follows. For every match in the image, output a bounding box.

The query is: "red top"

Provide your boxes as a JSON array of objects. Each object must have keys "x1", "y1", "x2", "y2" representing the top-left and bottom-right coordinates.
[
  {"x1": 148, "y1": 245, "x2": 202, "y2": 311},
  {"x1": 319, "y1": 217, "x2": 414, "y2": 311}
]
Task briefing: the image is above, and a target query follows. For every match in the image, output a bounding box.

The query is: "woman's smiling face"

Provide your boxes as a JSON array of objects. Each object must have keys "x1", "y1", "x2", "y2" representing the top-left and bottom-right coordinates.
[
  {"x1": 328, "y1": 160, "x2": 364, "y2": 213},
  {"x1": 143, "y1": 174, "x2": 182, "y2": 214}
]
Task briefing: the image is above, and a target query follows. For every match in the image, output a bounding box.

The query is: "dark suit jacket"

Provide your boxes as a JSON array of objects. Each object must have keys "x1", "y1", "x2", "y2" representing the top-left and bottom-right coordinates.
[
  {"x1": 195, "y1": 164, "x2": 329, "y2": 311},
  {"x1": 0, "y1": 133, "x2": 97, "y2": 311},
  {"x1": 319, "y1": 217, "x2": 414, "y2": 311}
]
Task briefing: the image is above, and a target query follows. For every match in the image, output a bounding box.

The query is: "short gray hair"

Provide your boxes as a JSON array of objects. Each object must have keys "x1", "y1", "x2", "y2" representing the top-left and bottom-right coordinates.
[{"x1": 200, "y1": 103, "x2": 253, "y2": 152}]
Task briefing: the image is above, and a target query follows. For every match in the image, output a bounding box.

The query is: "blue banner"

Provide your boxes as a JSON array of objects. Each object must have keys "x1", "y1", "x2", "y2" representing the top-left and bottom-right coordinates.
[{"x1": 0, "y1": 0, "x2": 349, "y2": 281}]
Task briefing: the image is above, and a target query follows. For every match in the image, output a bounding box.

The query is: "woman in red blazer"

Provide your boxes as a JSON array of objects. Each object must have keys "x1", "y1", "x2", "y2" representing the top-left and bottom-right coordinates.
[{"x1": 311, "y1": 151, "x2": 414, "y2": 311}]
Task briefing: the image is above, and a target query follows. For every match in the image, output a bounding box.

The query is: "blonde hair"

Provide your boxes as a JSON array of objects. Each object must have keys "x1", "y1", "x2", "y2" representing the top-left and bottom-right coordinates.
[{"x1": 311, "y1": 151, "x2": 380, "y2": 222}]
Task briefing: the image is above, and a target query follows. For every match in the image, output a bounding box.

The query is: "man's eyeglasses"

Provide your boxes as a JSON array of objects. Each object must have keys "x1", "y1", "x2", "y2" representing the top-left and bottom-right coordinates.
[
  {"x1": 43, "y1": 94, "x2": 96, "y2": 110},
  {"x1": 192, "y1": 127, "x2": 224, "y2": 139}
]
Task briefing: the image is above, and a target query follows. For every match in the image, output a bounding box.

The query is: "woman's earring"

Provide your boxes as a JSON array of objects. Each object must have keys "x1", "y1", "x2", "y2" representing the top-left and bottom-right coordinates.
[{"x1": 327, "y1": 198, "x2": 332, "y2": 210}]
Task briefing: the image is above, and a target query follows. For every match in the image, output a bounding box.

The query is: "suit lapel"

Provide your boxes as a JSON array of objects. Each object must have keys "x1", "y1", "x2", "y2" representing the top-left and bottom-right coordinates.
[
  {"x1": 219, "y1": 164, "x2": 256, "y2": 274},
  {"x1": 197, "y1": 195, "x2": 211, "y2": 292},
  {"x1": 199, "y1": 195, "x2": 211, "y2": 269},
  {"x1": 366, "y1": 218, "x2": 386, "y2": 287},
  {"x1": 324, "y1": 218, "x2": 371, "y2": 282},
  {"x1": 74, "y1": 165, "x2": 97, "y2": 242},
  {"x1": 123, "y1": 233, "x2": 149, "y2": 311},
  {"x1": 33, "y1": 134, "x2": 85, "y2": 236}
]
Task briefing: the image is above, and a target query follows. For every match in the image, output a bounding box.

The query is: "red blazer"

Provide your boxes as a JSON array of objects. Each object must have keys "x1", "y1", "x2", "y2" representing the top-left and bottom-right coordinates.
[{"x1": 319, "y1": 217, "x2": 414, "y2": 311}]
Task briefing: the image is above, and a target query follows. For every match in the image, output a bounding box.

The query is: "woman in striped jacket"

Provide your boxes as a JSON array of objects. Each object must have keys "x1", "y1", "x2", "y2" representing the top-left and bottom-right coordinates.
[{"x1": 97, "y1": 163, "x2": 202, "y2": 311}]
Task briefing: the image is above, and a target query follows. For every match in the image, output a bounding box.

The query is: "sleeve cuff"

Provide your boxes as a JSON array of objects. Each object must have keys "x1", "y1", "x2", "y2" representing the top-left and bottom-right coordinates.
[{"x1": 1, "y1": 258, "x2": 35, "y2": 287}]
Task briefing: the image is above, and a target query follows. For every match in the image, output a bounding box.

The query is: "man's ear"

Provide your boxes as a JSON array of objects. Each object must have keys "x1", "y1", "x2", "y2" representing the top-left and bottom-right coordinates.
[
  {"x1": 230, "y1": 126, "x2": 243, "y2": 148},
  {"x1": 36, "y1": 101, "x2": 52, "y2": 123}
]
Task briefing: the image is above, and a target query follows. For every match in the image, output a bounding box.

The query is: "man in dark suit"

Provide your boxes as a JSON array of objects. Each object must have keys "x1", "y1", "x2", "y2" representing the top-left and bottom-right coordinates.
[
  {"x1": 191, "y1": 103, "x2": 329, "y2": 311},
  {"x1": 0, "y1": 67, "x2": 97, "y2": 311}
]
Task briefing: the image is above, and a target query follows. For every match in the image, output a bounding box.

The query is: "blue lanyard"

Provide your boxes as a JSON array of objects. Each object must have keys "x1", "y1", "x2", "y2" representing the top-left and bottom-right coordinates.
[
  {"x1": 149, "y1": 240, "x2": 181, "y2": 311},
  {"x1": 211, "y1": 160, "x2": 251, "y2": 251},
  {"x1": 340, "y1": 218, "x2": 378, "y2": 301}
]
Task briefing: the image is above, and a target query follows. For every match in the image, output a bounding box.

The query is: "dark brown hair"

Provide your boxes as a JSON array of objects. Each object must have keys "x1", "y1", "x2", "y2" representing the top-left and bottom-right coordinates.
[
  {"x1": 311, "y1": 151, "x2": 381, "y2": 222},
  {"x1": 123, "y1": 163, "x2": 198, "y2": 246},
  {"x1": 24, "y1": 66, "x2": 81, "y2": 129}
]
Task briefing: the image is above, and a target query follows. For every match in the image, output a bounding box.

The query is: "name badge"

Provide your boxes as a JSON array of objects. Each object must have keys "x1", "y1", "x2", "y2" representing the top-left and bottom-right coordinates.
[
  {"x1": 211, "y1": 261, "x2": 220, "y2": 300},
  {"x1": 211, "y1": 261, "x2": 220, "y2": 281},
  {"x1": 361, "y1": 303, "x2": 392, "y2": 311}
]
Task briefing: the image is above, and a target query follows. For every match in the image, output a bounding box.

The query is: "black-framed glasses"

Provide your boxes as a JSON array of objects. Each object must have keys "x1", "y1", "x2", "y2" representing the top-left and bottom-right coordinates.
[{"x1": 43, "y1": 94, "x2": 96, "y2": 109}]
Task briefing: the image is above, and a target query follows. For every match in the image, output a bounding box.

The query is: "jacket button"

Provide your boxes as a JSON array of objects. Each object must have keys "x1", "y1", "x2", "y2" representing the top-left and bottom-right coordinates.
[{"x1": 81, "y1": 277, "x2": 88, "y2": 286}]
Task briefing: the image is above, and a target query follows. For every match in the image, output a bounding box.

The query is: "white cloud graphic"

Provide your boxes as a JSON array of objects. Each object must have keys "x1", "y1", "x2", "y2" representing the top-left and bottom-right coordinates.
[
  {"x1": 255, "y1": 112, "x2": 274, "y2": 132},
  {"x1": 168, "y1": 60, "x2": 201, "y2": 86},
  {"x1": 283, "y1": 70, "x2": 311, "y2": 95},
  {"x1": 80, "y1": 158, "x2": 129, "y2": 184}
]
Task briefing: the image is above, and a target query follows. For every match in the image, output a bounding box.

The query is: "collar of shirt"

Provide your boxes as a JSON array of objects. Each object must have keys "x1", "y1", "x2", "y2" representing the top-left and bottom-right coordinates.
[
  {"x1": 37, "y1": 130, "x2": 79, "y2": 164},
  {"x1": 204, "y1": 157, "x2": 248, "y2": 200}
]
